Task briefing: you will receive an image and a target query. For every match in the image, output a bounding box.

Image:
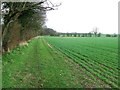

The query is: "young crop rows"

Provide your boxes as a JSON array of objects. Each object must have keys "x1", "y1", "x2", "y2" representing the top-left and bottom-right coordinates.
[{"x1": 45, "y1": 37, "x2": 119, "y2": 88}]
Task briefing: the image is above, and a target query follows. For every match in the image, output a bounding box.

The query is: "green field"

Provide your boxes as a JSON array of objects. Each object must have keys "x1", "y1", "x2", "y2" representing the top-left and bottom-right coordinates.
[{"x1": 2, "y1": 36, "x2": 119, "y2": 88}]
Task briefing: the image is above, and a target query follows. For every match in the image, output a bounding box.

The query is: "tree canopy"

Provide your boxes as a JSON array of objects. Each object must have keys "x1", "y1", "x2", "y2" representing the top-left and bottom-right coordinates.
[{"x1": 1, "y1": 0, "x2": 60, "y2": 52}]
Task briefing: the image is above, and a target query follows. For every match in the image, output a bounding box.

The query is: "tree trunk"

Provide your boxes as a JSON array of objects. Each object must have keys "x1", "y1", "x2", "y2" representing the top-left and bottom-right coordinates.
[{"x1": 2, "y1": 20, "x2": 21, "y2": 52}]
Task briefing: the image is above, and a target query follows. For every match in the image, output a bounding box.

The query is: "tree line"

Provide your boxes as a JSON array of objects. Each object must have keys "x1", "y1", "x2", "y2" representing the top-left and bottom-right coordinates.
[
  {"x1": 58, "y1": 33, "x2": 119, "y2": 37},
  {"x1": 44, "y1": 27, "x2": 119, "y2": 37},
  {"x1": 47, "y1": 31, "x2": 119, "y2": 37},
  {"x1": 1, "y1": 1, "x2": 60, "y2": 52}
]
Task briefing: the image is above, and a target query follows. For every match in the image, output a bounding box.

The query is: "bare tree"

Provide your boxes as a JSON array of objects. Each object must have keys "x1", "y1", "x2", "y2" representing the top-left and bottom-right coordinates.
[{"x1": 92, "y1": 27, "x2": 99, "y2": 37}]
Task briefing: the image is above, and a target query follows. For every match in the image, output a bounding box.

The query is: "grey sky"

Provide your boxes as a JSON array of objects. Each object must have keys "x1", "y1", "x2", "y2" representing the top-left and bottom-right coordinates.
[{"x1": 46, "y1": 0, "x2": 119, "y2": 34}]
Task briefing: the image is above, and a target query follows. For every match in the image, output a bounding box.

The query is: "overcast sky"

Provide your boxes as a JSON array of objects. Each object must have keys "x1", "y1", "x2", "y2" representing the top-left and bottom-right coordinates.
[{"x1": 46, "y1": 0, "x2": 119, "y2": 34}]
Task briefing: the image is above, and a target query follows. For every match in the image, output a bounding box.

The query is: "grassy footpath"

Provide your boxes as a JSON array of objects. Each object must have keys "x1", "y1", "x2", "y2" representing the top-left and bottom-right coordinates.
[{"x1": 3, "y1": 36, "x2": 94, "y2": 88}]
